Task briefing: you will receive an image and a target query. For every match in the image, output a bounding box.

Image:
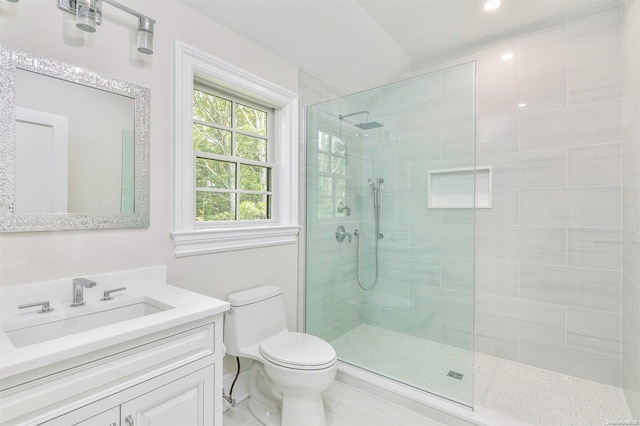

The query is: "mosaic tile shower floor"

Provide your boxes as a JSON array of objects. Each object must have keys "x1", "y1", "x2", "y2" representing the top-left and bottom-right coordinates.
[{"x1": 331, "y1": 324, "x2": 632, "y2": 425}]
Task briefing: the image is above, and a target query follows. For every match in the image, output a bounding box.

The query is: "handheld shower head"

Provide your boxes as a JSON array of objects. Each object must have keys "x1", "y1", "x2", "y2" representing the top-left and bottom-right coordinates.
[{"x1": 368, "y1": 178, "x2": 376, "y2": 190}]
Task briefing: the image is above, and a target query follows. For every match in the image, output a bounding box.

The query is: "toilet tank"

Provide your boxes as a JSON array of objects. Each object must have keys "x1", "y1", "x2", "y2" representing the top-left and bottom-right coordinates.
[{"x1": 224, "y1": 286, "x2": 288, "y2": 358}]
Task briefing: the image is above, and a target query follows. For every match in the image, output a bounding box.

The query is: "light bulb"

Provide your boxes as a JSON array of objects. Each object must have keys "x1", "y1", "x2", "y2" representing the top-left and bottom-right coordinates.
[
  {"x1": 137, "y1": 17, "x2": 155, "y2": 55},
  {"x1": 76, "y1": 0, "x2": 98, "y2": 33}
]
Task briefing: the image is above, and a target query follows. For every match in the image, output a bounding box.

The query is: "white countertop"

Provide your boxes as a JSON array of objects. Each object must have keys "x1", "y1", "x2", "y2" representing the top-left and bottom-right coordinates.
[{"x1": 0, "y1": 266, "x2": 229, "y2": 381}]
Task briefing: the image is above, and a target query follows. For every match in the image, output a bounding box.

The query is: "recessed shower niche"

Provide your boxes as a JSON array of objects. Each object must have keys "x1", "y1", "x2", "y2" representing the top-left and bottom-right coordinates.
[{"x1": 427, "y1": 166, "x2": 492, "y2": 209}]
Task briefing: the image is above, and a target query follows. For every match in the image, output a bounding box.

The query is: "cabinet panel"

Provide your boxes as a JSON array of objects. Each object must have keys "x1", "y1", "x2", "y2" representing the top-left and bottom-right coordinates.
[
  {"x1": 121, "y1": 365, "x2": 213, "y2": 426},
  {"x1": 74, "y1": 406, "x2": 119, "y2": 426}
]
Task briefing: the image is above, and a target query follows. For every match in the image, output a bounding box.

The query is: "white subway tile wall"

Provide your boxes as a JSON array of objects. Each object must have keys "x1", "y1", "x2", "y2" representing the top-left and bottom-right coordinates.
[{"x1": 399, "y1": 1, "x2": 631, "y2": 391}]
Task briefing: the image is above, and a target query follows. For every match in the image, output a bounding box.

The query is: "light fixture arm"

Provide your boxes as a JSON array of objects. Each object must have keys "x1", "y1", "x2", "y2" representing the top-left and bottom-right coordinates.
[
  {"x1": 59, "y1": 0, "x2": 154, "y2": 25},
  {"x1": 101, "y1": 0, "x2": 154, "y2": 24},
  {"x1": 58, "y1": 0, "x2": 156, "y2": 54}
]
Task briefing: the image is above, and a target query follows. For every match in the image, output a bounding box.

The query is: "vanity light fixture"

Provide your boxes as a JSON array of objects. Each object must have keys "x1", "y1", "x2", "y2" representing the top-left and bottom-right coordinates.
[
  {"x1": 518, "y1": 103, "x2": 526, "y2": 108},
  {"x1": 483, "y1": 0, "x2": 501, "y2": 11},
  {"x1": 501, "y1": 52, "x2": 514, "y2": 60},
  {"x1": 58, "y1": 0, "x2": 156, "y2": 55}
]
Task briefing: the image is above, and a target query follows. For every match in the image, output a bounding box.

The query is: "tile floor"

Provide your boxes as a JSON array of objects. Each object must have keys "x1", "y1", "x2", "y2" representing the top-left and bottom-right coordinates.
[
  {"x1": 332, "y1": 324, "x2": 633, "y2": 425},
  {"x1": 222, "y1": 379, "x2": 447, "y2": 426},
  {"x1": 332, "y1": 324, "x2": 473, "y2": 405},
  {"x1": 475, "y1": 352, "x2": 632, "y2": 425}
]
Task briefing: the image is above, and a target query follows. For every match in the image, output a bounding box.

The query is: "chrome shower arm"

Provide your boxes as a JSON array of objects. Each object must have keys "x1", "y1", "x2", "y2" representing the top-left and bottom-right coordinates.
[{"x1": 338, "y1": 110, "x2": 369, "y2": 121}]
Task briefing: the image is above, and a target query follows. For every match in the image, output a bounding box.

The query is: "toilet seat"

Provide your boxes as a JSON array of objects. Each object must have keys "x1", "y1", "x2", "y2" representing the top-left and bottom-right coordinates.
[{"x1": 259, "y1": 332, "x2": 336, "y2": 370}]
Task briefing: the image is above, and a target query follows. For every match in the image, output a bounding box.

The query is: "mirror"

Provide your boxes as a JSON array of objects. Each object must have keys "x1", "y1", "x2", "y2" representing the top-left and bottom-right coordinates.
[{"x1": 0, "y1": 45, "x2": 150, "y2": 232}]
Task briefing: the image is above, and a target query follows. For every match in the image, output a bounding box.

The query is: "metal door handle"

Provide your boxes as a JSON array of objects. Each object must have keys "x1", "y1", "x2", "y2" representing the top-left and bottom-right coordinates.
[{"x1": 125, "y1": 415, "x2": 134, "y2": 425}]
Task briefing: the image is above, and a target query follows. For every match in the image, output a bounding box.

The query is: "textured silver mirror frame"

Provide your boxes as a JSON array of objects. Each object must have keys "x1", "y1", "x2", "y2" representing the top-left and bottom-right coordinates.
[{"x1": 0, "y1": 45, "x2": 150, "y2": 232}]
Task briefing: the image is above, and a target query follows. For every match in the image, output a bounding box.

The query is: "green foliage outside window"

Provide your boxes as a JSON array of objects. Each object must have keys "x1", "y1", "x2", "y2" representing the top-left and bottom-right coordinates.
[{"x1": 193, "y1": 89, "x2": 271, "y2": 222}]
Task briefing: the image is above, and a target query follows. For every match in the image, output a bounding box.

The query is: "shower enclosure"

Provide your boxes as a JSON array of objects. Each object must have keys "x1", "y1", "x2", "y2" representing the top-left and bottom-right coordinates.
[{"x1": 305, "y1": 62, "x2": 477, "y2": 406}]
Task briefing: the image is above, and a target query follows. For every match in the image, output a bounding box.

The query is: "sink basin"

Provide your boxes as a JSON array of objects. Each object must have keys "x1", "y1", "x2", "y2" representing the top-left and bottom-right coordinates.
[{"x1": 3, "y1": 299, "x2": 173, "y2": 348}]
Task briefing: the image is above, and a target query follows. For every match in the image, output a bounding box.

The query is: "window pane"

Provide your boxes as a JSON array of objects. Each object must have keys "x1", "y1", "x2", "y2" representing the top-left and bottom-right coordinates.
[
  {"x1": 235, "y1": 103, "x2": 267, "y2": 136},
  {"x1": 239, "y1": 194, "x2": 269, "y2": 220},
  {"x1": 193, "y1": 90, "x2": 232, "y2": 127},
  {"x1": 237, "y1": 134, "x2": 267, "y2": 161},
  {"x1": 196, "y1": 191, "x2": 235, "y2": 221},
  {"x1": 193, "y1": 124, "x2": 231, "y2": 155},
  {"x1": 335, "y1": 178, "x2": 346, "y2": 198},
  {"x1": 317, "y1": 153, "x2": 330, "y2": 173},
  {"x1": 196, "y1": 158, "x2": 236, "y2": 189},
  {"x1": 318, "y1": 176, "x2": 333, "y2": 197},
  {"x1": 332, "y1": 137, "x2": 346, "y2": 156},
  {"x1": 318, "y1": 132, "x2": 330, "y2": 152},
  {"x1": 332, "y1": 156, "x2": 346, "y2": 174},
  {"x1": 240, "y1": 165, "x2": 269, "y2": 192}
]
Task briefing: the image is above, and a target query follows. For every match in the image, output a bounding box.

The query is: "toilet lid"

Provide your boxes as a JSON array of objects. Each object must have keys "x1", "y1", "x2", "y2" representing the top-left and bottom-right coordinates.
[{"x1": 259, "y1": 332, "x2": 336, "y2": 370}]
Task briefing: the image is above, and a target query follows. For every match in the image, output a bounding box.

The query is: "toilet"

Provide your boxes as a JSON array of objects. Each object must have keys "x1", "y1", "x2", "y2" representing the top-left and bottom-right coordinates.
[{"x1": 224, "y1": 285, "x2": 337, "y2": 426}]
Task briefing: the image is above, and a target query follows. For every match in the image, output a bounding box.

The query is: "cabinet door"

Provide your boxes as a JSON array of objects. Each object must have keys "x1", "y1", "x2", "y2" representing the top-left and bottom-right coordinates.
[
  {"x1": 120, "y1": 365, "x2": 213, "y2": 426},
  {"x1": 74, "y1": 407, "x2": 120, "y2": 426}
]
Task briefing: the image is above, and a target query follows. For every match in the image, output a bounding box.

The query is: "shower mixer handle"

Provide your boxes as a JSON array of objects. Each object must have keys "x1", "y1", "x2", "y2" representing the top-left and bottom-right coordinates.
[{"x1": 335, "y1": 225, "x2": 353, "y2": 243}]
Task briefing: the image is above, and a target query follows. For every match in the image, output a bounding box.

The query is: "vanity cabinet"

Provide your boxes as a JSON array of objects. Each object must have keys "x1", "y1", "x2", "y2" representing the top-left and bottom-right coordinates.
[
  {"x1": 0, "y1": 318, "x2": 224, "y2": 426},
  {"x1": 43, "y1": 364, "x2": 213, "y2": 426}
]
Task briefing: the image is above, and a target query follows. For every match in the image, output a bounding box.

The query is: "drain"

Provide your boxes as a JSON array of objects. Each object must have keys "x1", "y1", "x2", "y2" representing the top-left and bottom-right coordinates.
[{"x1": 447, "y1": 370, "x2": 464, "y2": 380}]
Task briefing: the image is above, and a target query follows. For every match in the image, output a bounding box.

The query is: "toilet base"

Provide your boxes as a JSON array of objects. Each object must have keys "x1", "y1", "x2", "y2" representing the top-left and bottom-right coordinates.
[
  {"x1": 248, "y1": 392, "x2": 328, "y2": 426},
  {"x1": 246, "y1": 360, "x2": 334, "y2": 426},
  {"x1": 248, "y1": 396, "x2": 282, "y2": 426},
  {"x1": 281, "y1": 391, "x2": 327, "y2": 426}
]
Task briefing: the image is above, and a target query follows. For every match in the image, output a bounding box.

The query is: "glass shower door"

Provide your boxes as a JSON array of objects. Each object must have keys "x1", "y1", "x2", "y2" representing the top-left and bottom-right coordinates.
[{"x1": 305, "y1": 61, "x2": 476, "y2": 407}]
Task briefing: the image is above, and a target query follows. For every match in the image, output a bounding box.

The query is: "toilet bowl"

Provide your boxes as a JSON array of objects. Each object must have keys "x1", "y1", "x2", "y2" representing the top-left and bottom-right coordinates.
[{"x1": 224, "y1": 286, "x2": 337, "y2": 426}]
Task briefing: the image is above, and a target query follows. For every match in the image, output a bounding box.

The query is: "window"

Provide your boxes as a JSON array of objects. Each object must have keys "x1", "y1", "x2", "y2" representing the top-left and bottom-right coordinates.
[
  {"x1": 193, "y1": 87, "x2": 273, "y2": 222},
  {"x1": 315, "y1": 131, "x2": 347, "y2": 219},
  {"x1": 173, "y1": 41, "x2": 299, "y2": 256}
]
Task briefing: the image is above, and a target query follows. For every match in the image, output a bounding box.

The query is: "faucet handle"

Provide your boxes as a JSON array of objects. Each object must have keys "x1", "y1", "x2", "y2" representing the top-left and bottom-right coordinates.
[
  {"x1": 100, "y1": 287, "x2": 127, "y2": 301},
  {"x1": 18, "y1": 301, "x2": 54, "y2": 314}
]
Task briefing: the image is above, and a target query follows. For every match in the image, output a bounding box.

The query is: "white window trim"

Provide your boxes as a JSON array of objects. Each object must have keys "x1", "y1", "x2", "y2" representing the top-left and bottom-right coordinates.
[{"x1": 173, "y1": 40, "x2": 299, "y2": 256}]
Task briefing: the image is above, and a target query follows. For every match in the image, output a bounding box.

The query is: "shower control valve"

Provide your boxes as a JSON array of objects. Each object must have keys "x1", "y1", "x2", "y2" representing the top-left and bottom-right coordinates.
[{"x1": 335, "y1": 225, "x2": 353, "y2": 243}]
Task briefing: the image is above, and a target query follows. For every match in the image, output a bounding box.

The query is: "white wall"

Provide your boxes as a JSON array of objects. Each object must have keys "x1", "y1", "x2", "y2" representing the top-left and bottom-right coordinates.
[{"x1": 0, "y1": 0, "x2": 300, "y2": 337}]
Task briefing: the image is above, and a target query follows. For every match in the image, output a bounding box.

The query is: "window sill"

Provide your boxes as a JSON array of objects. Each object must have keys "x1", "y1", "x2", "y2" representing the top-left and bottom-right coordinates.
[{"x1": 171, "y1": 225, "x2": 300, "y2": 257}]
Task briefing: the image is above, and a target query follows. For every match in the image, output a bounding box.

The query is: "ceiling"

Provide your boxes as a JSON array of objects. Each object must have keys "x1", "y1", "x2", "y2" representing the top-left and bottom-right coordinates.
[{"x1": 179, "y1": 0, "x2": 613, "y2": 92}]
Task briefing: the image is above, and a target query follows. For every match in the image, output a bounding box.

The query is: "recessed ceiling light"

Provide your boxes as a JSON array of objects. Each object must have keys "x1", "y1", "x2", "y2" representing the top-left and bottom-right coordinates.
[
  {"x1": 501, "y1": 52, "x2": 514, "y2": 60},
  {"x1": 484, "y1": 0, "x2": 501, "y2": 11},
  {"x1": 518, "y1": 103, "x2": 526, "y2": 108}
]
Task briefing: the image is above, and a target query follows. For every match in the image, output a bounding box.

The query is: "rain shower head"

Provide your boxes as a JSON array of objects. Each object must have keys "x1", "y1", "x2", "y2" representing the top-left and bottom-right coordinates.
[
  {"x1": 355, "y1": 121, "x2": 384, "y2": 130},
  {"x1": 339, "y1": 110, "x2": 384, "y2": 130}
]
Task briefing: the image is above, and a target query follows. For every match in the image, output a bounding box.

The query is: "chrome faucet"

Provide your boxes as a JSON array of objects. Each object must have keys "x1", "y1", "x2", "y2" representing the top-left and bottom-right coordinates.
[{"x1": 71, "y1": 278, "x2": 96, "y2": 307}]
